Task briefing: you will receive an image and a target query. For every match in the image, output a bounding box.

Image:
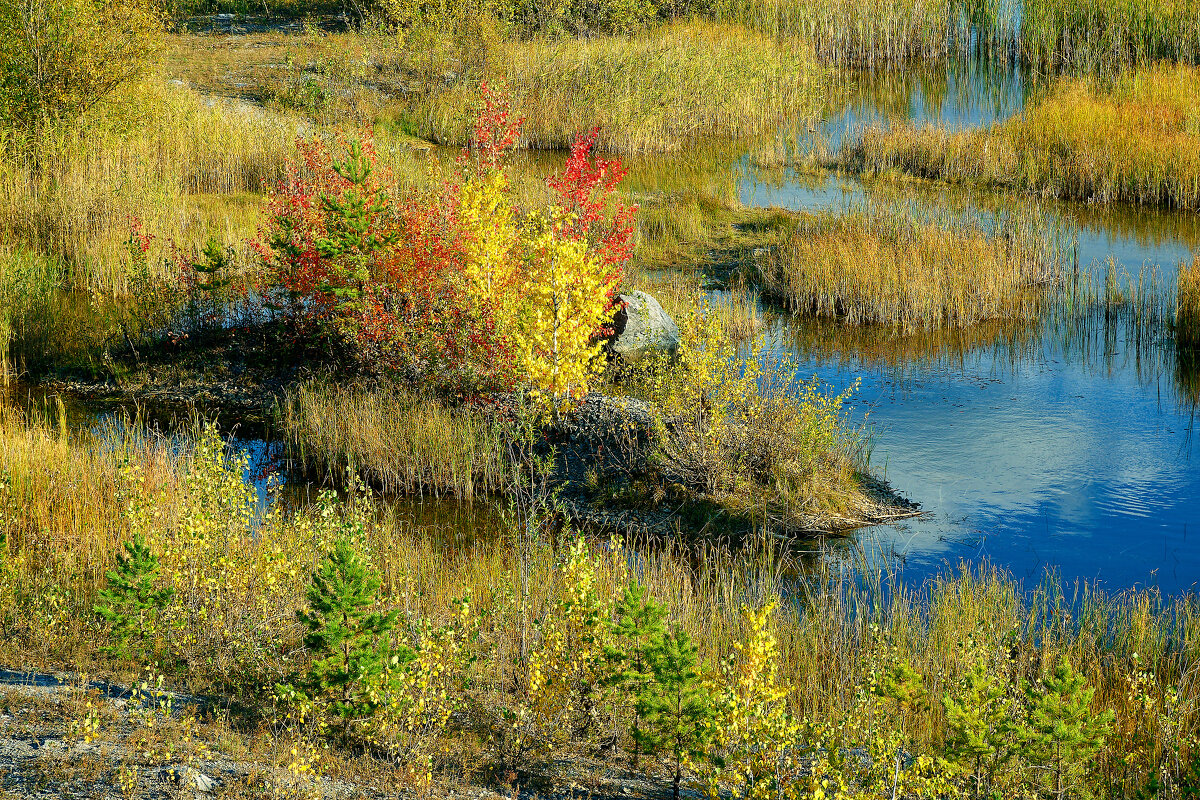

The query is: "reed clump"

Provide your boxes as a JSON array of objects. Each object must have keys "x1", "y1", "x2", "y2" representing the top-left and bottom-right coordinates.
[
  {"x1": 755, "y1": 204, "x2": 1069, "y2": 330},
  {"x1": 714, "y1": 0, "x2": 1006, "y2": 64},
  {"x1": 843, "y1": 64, "x2": 1200, "y2": 212},
  {"x1": 1176, "y1": 257, "x2": 1200, "y2": 350},
  {"x1": 279, "y1": 381, "x2": 513, "y2": 500},
  {"x1": 411, "y1": 23, "x2": 823, "y2": 154},
  {"x1": 1021, "y1": 0, "x2": 1200, "y2": 71},
  {"x1": 0, "y1": 248, "x2": 65, "y2": 384}
]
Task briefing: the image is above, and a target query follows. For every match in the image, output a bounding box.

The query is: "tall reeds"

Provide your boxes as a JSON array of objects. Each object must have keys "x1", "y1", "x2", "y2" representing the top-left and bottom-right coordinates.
[
  {"x1": 279, "y1": 382, "x2": 513, "y2": 500},
  {"x1": 1177, "y1": 257, "x2": 1200, "y2": 350},
  {"x1": 0, "y1": 248, "x2": 65, "y2": 384},
  {"x1": 842, "y1": 65, "x2": 1200, "y2": 212},
  {"x1": 713, "y1": 0, "x2": 1018, "y2": 64},
  {"x1": 410, "y1": 23, "x2": 824, "y2": 154},
  {"x1": 0, "y1": 404, "x2": 183, "y2": 589},
  {"x1": 0, "y1": 80, "x2": 296, "y2": 294},
  {"x1": 755, "y1": 203, "x2": 1070, "y2": 329},
  {"x1": 1021, "y1": 0, "x2": 1200, "y2": 72}
]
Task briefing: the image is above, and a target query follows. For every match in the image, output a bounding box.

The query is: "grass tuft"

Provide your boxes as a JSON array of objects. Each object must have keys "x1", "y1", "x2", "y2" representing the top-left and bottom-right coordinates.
[
  {"x1": 279, "y1": 382, "x2": 512, "y2": 500},
  {"x1": 842, "y1": 65, "x2": 1200, "y2": 212},
  {"x1": 754, "y1": 204, "x2": 1070, "y2": 329},
  {"x1": 1177, "y1": 257, "x2": 1200, "y2": 350}
]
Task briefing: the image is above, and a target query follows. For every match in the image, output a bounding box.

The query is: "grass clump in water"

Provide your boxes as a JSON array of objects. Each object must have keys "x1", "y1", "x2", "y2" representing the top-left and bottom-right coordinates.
[
  {"x1": 279, "y1": 381, "x2": 513, "y2": 500},
  {"x1": 843, "y1": 65, "x2": 1200, "y2": 212},
  {"x1": 1176, "y1": 257, "x2": 1200, "y2": 350},
  {"x1": 754, "y1": 204, "x2": 1069, "y2": 330}
]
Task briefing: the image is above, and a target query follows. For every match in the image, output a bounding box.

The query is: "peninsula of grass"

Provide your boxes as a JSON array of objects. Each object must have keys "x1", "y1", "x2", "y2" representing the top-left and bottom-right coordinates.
[
  {"x1": 841, "y1": 65, "x2": 1200, "y2": 212},
  {"x1": 753, "y1": 204, "x2": 1069, "y2": 330}
]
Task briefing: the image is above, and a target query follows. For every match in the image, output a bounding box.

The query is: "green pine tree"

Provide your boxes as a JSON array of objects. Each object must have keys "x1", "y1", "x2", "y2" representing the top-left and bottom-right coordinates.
[
  {"x1": 1021, "y1": 656, "x2": 1114, "y2": 800},
  {"x1": 942, "y1": 655, "x2": 1018, "y2": 799},
  {"x1": 191, "y1": 237, "x2": 233, "y2": 294},
  {"x1": 604, "y1": 580, "x2": 667, "y2": 768},
  {"x1": 93, "y1": 535, "x2": 174, "y2": 661},
  {"x1": 637, "y1": 625, "x2": 714, "y2": 800},
  {"x1": 297, "y1": 537, "x2": 399, "y2": 738},
  {"x1": 314, "y1": 141, "x2": 398, "y2": 314}
]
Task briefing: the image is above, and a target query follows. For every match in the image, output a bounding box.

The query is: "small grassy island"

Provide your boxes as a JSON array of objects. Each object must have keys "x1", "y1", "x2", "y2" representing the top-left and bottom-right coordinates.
[{"x1": 2, "y1": 0, "x2": 1200, "y2": 796}]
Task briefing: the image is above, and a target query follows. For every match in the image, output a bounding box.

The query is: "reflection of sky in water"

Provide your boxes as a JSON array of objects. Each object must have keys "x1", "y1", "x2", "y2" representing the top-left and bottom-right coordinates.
[
  {"x1": 733, "y1": 64, "x2": 1200, "y2": 595},
  {"x1": 758, "y1": 312, "x2": 1200, "y2": 595},
  {"x1": 809, "y1": 59, "x2": 1031, "y2": 152}
]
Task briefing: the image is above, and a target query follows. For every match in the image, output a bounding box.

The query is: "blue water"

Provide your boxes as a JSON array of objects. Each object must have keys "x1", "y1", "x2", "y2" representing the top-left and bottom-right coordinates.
[{"x1": 737, "y1": 61, "x2": 1200, "y2": 594}]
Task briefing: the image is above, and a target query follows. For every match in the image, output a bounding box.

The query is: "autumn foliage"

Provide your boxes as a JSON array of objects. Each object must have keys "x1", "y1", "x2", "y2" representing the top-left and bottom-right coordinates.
[{"x1": 259, "y1": 85, "x2": 634, "y2": 407}]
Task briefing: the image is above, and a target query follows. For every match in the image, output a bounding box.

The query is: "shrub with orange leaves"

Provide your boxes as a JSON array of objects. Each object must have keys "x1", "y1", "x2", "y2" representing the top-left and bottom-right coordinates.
[{"x1": 259, "y1": 84, "x2": 635, "y2": 406}]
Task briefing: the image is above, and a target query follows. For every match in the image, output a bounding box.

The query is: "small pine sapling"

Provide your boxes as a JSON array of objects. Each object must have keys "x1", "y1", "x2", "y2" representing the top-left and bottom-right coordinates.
[
  {"x1": 942, "y1": 653, "x2": 1019, "y2": 799},
  {"x1": 873, "y1": 657, "x2": 929, "y2": 800},
  {"x1": 637, "y1": 625, "x2": 714, "y2": 800},
  {"x1": 314, "y1": 140, "x2": 399, "y2": 315},
  {"x1": 296, "y1": 537, "x2": 399, "y2": 739},
  {"x1": 93, "y1": 535, "x2": 174, "y2": 661},
  {"x1": 1021, "y1": 656, "x2": 1114, "y2": 800},
  {"x1": 604, "y1": 580, "x2": 667, "y2": 768}
]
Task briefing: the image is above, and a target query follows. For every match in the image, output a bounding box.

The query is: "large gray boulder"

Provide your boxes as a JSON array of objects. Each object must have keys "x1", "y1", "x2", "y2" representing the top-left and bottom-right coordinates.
[{"x1": 608, "y1": 291, "x2": 680, "y2": 362}]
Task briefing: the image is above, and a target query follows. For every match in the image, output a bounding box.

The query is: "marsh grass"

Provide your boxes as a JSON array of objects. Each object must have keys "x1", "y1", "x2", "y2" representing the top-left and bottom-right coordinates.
[
  {"x1": 843, "y1": 65, "x2": 1200, "y2": 212},
  {"x1": 1021, "y1": 0, "x2": 1200, "y2": 71},
  {"x1": 0, "y1": 249, "x2": 65, "y2": 384},
  {"x1": 1177, "y1": 258, "x2": 1200, "y2": 351},
  {"x1": 410, "y1": 23, "x2": 823, "y2": 154},
  {"x1": 0, "y1": 80, "x2": 295, "y2": 294},
  {"x1": 0, "y1": 405, "x2": 183, "y2": 593},
  {"x1": 279, "y1": 382, "x2": 513, "y2": 499},
  {"x1": 712, "y1": 0, "x2": 1018, "y2": 64},
  {"x1": 755, "y1": 203, "x2": 1070, "y2": 330}
]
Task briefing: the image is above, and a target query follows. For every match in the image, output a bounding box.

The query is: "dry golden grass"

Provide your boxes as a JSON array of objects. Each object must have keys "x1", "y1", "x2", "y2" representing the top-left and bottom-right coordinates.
[
  {"x1": 1177, "y1": 257, "x2": 1200, "y2": 350},
  {"x1": 0, "y1": 404, "x2": 183, "y2": 591},
  {"x1": 755, "y1": 204, "x2": 1067, "y2": 330},
  {"x1": 843, "y1": 65, "x2": 1200, "y2": 211},
  {"x1": 279, "y1": 381, "x2": 512, "y2": 499},
  {"x1": 412, "y1": 22, "x2": 823, "y2": 154},
  {"x1": 0, "y1": 80, "x2": 296, "y2": 293}
]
